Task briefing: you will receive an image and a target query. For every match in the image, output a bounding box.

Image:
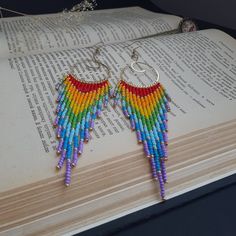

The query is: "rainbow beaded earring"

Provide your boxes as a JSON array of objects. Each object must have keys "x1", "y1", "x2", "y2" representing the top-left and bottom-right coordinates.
[
  {"x1": 54, "y1": 51, "x2": 111, "y2": 186},
  {"x1": 113, "y1": 59, "x2": 171, "y2": 200}
]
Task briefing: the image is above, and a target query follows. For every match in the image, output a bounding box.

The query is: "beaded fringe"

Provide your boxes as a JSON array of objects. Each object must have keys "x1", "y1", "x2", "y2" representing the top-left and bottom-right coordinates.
[
  {"x1": 54, "y1": 74, "x2": 110, "y2": 186},
  {"x1": 113, "y1": 80, "x2": 171, "y2": 200}
]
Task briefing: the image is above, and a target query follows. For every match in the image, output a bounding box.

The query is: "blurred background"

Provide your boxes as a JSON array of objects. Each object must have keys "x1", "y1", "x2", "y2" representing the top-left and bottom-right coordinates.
[{"x1": 1, "y1": 0, "x2": 236, "y2": 31}]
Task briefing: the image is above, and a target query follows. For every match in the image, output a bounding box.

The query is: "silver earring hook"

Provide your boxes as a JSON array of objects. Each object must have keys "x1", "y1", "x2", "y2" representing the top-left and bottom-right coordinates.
[
  {"x1": 87, "y1": 42, "x2": 109, "y2": 73},
  {"x1": 123, "y1": 41, "x2": 143, "y2": 62},
  {"x1": 56, "y1": 42, "x2": 110, "y2": 90},
  {"x1": 69, "y1": 45, "x2": 111, "y2": 81},
  {"x1": 131, "y1": 46, "x2": 141, "y2": 62},
  {"x1": 91, "y1": 45, "x2": 111, "y2": 79}
]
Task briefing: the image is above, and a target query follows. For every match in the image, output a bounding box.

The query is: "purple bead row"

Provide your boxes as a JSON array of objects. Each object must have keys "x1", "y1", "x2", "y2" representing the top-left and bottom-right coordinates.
[
  {"x1": 157, "y1": 171, "x2": 165, "y2": 200},
  {"x1": 65, "y1": 159, "x2": 71, "y2": 186}
]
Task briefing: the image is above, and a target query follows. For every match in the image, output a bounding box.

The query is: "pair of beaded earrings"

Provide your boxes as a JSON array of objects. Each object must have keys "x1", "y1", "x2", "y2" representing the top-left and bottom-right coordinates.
[{"x1": 54, "y1": 46, "x2": 171, "y2": 200}]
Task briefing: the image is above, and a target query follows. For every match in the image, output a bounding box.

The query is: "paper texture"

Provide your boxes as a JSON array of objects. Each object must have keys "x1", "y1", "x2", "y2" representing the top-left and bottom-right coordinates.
[
  {"x1": 0, "y1": 27, "x2": 236, "y2": 192},
  {"x1": 0, "y1": 7, "x2": 181, "y2": 58}
]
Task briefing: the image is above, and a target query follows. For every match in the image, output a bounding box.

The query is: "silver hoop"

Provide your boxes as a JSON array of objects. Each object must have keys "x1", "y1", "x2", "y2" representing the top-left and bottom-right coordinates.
[
  {"x1": 131, "y1": 61, "x2": 145, "y2": 73},
  {"x1": 56, "y1": 46, "x2": 110, "y2": 90},
  {"x1": 70, "y1": 44, "x2": 111, "y2": 81},
  {"x1": 70, "y1": 58, "x2": 111, "y2": 78},
  {"x1": 120, "y1": 61, "x2": 160, "y2": 88}
]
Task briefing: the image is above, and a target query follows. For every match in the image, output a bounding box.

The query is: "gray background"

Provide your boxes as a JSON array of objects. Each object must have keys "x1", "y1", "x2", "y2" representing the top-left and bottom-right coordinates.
[{"x1": 151, "y1": 0, "x2": 236, "y2": 30}]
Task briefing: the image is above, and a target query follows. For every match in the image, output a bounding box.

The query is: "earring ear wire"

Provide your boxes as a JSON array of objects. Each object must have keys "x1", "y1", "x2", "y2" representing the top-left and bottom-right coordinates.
[
  {"x1": 67, "y1": 45, "x2": 111, "y2": 82},
  {"x1": 130, "y1": 46, "x2": 141, "y2": 62},
  {"x1": 91, "y1": 44, "x2": 112, "y2": 79},
  {"x1": 123, "y1": 41, "x2": 142, "y2": 62}
]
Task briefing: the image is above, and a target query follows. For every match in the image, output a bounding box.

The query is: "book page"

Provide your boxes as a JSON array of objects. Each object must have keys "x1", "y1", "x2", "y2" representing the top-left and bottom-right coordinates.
[
  {"x1": 0, "y1": 29, "x2": 236, "y2": 192},
  {"x1": 0, "y1": 7, "x2": 181, "y2": 58}
]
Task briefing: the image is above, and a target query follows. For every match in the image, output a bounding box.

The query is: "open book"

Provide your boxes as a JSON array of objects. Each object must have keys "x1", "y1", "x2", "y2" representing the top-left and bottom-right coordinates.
[{"x1": 0, "y1": 7, "x2": 236, "y2": 236}]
